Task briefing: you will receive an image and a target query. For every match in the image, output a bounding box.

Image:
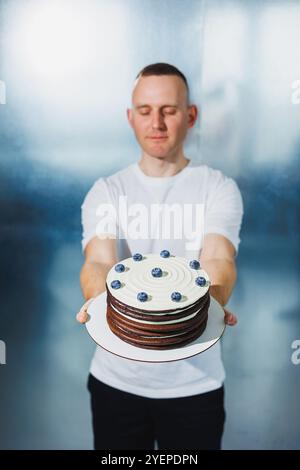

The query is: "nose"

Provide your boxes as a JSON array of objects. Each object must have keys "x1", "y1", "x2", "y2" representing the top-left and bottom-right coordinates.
[{"x1": 151, "y1": 111, "x2": 167, "y2": 130}]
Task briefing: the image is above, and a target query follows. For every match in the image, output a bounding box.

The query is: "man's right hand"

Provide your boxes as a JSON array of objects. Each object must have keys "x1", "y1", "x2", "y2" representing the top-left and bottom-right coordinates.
[
  {"x1": 78, "y1": 236, "x2": 118, "y2": 324},
  {"x1": 76, "y1": 298, "x2": 95, "y2": 324}
]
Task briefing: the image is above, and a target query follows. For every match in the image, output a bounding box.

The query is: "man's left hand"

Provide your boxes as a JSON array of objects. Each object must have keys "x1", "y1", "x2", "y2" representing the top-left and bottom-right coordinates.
[{"x1": 224, "y1": 308, "x2": 238, "y2": 326}]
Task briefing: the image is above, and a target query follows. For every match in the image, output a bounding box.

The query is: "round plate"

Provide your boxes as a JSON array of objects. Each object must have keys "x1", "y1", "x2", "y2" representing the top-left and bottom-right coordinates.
[{"x1": 86, "y1": 292, "x2": 226, "y2": 363}]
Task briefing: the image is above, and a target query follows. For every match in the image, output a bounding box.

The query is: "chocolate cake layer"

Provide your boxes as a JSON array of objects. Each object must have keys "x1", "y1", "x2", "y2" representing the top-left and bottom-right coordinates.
[
  {"x1": 107, "y1": 295, "x2": 210, "y2": 332},
  {"x1": 106, "y1": 307, "x2": 209, "y2": 350},
  {"x1": 106, "y1": 294, "x2": 210, "y2": 350}
]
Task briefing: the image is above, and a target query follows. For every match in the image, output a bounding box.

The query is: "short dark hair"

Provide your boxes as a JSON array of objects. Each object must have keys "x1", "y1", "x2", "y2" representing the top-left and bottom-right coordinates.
[{"x1": 135, "y1": 62, "x2": 190, "y2": 103}]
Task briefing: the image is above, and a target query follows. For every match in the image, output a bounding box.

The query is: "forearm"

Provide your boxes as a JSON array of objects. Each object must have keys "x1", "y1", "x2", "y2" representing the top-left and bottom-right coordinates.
[
  {"x1": 200, "y1": 258, "x2": 237, "y2": 306},
  {"x1": 80, "y1": 260, "x2": 113, "y2": 301}
]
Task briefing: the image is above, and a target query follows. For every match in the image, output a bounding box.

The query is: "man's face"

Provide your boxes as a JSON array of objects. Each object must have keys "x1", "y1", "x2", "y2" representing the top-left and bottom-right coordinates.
[{"x1": 127, "y1": 75, "x2": 197, "y2": 159}]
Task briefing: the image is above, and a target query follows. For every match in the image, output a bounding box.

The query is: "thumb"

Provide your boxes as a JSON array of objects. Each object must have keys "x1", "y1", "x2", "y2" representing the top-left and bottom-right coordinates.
[
  {"x1": 224, "y1": 308, "x2": 238, "y2": 326},
  {"x1": 76, "y1": 297, "x2": 95, "y2": 324}
]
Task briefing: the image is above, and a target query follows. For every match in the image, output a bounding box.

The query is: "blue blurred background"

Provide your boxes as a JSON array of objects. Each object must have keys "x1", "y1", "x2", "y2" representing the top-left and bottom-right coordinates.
[{"x1": 0, "y1": 0, "x2": 299, "y2": 449}]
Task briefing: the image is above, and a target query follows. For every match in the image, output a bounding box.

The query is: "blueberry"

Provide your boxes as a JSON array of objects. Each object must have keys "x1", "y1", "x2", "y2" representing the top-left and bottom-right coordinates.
[
  {"x1": 189, "y1": 260, "x2": 200, "y2": 270},
  {"x1": 151, "y1": 267, "x2": 162, "y2": 277},
  {"x1": 171, "y1": 291, "x2": 182, "y2": 302},
  {"x1": 137, "y1": 292, "x2": 148, "y2": 302},
  {"x1": 195, "y1": 276, "x2": 206, "y2": 287},
  {"x1": 115, "y1": 263, "x2": 125, "y2": 273},
  {"x1": 160, "y1": 250, "x2": 170, "y2": 258},
  {"x1": 111, "y1": 280, "x2": 121, "y2": 289},
  {"x1": 133, "y1": 253, "x2": 143, "y2": 261}
]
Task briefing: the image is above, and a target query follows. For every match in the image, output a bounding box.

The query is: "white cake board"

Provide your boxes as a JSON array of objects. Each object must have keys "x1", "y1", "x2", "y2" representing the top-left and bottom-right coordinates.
[{"x1": 86, "y1": 292, "x2": 225, "y2": 363}]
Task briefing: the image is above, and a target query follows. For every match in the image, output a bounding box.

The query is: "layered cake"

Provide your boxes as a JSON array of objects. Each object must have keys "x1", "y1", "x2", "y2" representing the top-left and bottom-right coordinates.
[{"x1": 105, "y1": 251, "x2": 211, "y2": 350}]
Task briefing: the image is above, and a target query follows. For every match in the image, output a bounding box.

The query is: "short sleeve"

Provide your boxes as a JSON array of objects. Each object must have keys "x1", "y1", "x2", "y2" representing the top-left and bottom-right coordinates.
[
  {"x1": 81, "y1": 178, "x2": 117, "y2": 253},
  {"x1": 204, "y1": 170, "x2": 244, "y2": 255}
]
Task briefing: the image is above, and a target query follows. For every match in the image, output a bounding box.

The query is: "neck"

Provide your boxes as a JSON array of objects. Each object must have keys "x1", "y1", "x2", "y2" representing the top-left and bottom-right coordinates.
[{"x1": 138, "y1": 153, "x2": 190, "y2": 177}]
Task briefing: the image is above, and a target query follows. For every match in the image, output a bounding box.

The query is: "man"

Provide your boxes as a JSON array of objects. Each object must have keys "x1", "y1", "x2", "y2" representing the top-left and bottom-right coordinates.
[{"x1": 76, "y1": 63, "x2": 243, "y2": 450}]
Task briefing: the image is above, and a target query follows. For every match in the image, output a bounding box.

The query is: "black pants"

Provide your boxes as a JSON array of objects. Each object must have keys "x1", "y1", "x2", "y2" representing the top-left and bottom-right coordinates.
[{"x1": 87, "y1": 373, "x2": 225, "y2": 450}]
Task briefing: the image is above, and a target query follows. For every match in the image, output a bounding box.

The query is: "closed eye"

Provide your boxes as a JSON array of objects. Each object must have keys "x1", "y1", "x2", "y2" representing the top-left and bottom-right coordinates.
[
  {"x1": 136, "y1": 106, "x2": 177, "y2": 116},
  {"x1": 164, "y1": 109, "x2": 176, "y2": 115}
]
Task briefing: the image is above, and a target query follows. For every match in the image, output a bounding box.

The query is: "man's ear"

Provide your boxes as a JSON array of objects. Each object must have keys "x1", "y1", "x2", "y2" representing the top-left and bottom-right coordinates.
[
  {"x1": 127, "y1": 108, "x2": 134, "y2": 128},
  {"x1": 187, "y1": 104, "x2": 198, "y2": 128}
]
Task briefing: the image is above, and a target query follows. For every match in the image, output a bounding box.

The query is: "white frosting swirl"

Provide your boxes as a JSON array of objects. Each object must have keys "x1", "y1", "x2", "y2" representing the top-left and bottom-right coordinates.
[{"x1": 106, "y1": 254, "x2": 210, "y2": 311}]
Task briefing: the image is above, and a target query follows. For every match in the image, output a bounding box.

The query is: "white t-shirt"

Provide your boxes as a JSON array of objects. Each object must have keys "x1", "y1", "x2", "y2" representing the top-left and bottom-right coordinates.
[{"x1": 81, "y1": 160, "x2": 243, "y2": 398}]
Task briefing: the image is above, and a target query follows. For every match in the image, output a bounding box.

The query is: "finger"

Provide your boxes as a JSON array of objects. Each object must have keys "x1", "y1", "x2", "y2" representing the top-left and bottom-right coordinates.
[
  {"x1": 84, "y1": 297, "x2": 95, "y2": 310},
  {"x1": 76, "y1": 310, "x2": 88, "y2": 324},
  {"x1": 225, "y1": 315, "x2": 237, "y2": 325},
  {"x1": 225, "y1": 315, "x2": 237, "y2": 326},
  {"x1": 224, "y1": 312, "x2": 238, "y2": 326},
  {"x1": 76, "y1": 297, "x2": 95, "y2": 324}
]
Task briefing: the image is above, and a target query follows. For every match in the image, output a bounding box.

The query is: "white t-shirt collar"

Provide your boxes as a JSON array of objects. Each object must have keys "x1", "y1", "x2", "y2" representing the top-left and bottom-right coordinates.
[{"x1": 132, "y1": 159, "x2": 192, "y2": 186}]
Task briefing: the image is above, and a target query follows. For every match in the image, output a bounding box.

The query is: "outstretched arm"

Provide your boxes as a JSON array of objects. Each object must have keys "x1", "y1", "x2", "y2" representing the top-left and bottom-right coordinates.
[
  {"x1": 76, "y1": 236, "x2": 118, "y2": 323},
  {"x1": 200, "y1": 233, "x2": 238, "y2": 326}
]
